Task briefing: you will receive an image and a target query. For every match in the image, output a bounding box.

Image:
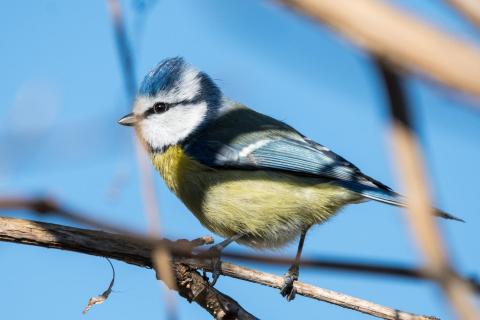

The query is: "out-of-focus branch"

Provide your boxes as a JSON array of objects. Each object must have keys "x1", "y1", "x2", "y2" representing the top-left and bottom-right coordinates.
[
  {"x1": 0, "y1": 197, "x2": 136, "y2": 235},
  {"x1": 0, "y1": 216, "x2": 437, "y2": 320},
  {"x1": 377, "y1": 60, "x2": 480, "y2": 320},
  {"x1": 446, "y1": 0, "x2": 480, "y2": 29},
  {"x1": 106, "y1": 0, "x2": 178, "y2": 316},
  {"x1": 274, "y1": 0, "x2": 480, "y2": 100},
  {"x1": 106, "y1": 0, "x2": 137, "y2": 101}
]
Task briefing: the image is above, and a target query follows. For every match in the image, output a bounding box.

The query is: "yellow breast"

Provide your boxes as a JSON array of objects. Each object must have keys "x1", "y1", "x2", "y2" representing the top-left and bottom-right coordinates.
[
  {"x1": 151, "y1": 145, "x2": 208, "y2": 193},
  {"x1": 151, "y1": 145, "x2": 360, "y2": 248}
]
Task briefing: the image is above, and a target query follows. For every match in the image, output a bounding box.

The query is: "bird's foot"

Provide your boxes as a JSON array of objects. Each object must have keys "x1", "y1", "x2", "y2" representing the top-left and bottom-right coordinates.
[
  {"x1": 199, "y1": 234, "x2": 243, "y2": 286},
  {"x1": 280, "y1": 266, "x2": 299, "y2": 301},
  {"x1": 201, "y1": 245, "x2": 223, "y2": 287}
]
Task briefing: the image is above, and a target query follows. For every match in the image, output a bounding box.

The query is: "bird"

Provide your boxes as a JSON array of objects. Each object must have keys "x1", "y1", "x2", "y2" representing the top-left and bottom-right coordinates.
[{"x1": 118, "y1": 57, "x2": 462, "y2": 301}]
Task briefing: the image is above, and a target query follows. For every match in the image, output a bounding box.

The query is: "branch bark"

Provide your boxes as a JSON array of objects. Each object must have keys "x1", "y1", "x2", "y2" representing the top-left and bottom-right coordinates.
[
  {"x1": 0, "y1": 216, "x2": 437, "y2": 320},
  {"x1": 275, "y1": 0, "x2": 480, "y2": 100}
]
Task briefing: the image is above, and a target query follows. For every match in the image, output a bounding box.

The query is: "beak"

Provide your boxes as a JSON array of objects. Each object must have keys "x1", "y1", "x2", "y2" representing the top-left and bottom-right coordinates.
[{"x1": 118, "y1": 113, "x2": 138, "y2": 126}]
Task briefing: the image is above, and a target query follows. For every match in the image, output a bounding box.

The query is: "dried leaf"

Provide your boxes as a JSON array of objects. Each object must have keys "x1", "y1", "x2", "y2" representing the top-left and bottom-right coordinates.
[{"x1": 83, "y1": 258, "x2": 115, "y2": 315}]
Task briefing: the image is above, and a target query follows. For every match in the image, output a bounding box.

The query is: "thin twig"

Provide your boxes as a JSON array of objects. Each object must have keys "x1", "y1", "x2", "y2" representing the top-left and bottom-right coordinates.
[
  {"x1": 377, "y1": 60, "x2": 480, "y2": 320},
  {"x1": 274, "y1": 0, "x2": 480, "y2": 100},
  {"x1": 0, "y1": 216, "x2": 437, "y2": 320},
  {"x1": 182, "y1": 259, "x2": 439, "y2": 320}
]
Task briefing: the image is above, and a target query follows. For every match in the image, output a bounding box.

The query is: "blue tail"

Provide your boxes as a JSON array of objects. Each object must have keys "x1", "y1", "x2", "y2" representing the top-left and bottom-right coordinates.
[{"x1": 336, "y1": 180, "x2": 464, "y2": 222}]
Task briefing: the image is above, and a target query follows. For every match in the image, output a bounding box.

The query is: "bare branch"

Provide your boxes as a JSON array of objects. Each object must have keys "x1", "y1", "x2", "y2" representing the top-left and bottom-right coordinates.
[
  {"x1": 182, "y1": 258, "x2": 438, "y2": 320},
  {"x1": 274, "y1": 0, "x2": 480, "y2": 100},
  {"x1": 0, "y1": 216, "x2": 256, "y2": 320},
  {"x1": 0, "y1": 216, "x2": 438, "y2": 320},
  {"x1": 174, "y1": 263, "x2": 259, "y2": 320},
  {"x1": 106, "y1": 0, "x2": 137, "y2": 101}
]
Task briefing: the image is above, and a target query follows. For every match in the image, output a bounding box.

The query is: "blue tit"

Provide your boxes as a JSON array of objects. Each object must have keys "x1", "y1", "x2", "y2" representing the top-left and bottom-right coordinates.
[{"x1": 118, "y1": 57, "x2": 462, "y2": 300}]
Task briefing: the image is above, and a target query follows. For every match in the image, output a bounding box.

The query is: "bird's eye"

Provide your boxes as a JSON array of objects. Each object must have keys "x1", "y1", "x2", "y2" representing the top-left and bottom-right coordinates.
[{"x1": 153, "y1": 102, "x2": 170, "y2": 114}]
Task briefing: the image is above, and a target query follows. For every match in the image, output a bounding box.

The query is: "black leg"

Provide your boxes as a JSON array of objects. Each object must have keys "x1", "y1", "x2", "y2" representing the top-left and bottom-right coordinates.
[
  {"x1": 204, "y1": 233, "x2": 243, "y2": 286},
  {"x1": 280, "y1": 228, "x2": 309, "y2": 301}
]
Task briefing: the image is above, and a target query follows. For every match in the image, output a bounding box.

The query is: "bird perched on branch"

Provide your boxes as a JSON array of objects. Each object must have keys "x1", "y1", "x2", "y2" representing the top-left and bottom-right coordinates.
[{"x1": 118, "y1": 57, "x2": 462, "y2": 300}]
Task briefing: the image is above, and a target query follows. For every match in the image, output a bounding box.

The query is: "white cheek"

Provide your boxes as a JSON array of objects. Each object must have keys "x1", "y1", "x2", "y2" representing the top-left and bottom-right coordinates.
[{"x1": 139, "y1": 102, "x2": 207, "y2": 150}]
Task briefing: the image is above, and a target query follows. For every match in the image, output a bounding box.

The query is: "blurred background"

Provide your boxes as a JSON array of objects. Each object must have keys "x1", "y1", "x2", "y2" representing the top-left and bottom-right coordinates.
[{"x1": 0, "y1": 1, "x2": 479, "y2": 319}]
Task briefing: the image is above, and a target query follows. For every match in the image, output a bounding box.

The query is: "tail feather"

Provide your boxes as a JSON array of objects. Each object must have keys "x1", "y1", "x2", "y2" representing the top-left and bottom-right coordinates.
[
  {"x1": 337, "y1": 181, "x2": 465, "y2": 222},
  {"x1": 434, "y1": 209, "x2": 465, "y2": 222}
]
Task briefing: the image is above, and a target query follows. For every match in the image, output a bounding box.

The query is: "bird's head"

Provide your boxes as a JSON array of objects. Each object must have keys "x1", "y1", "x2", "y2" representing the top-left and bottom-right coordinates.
[{"x1": 118, "y1": 57, "x2": 222, "y2": 152}]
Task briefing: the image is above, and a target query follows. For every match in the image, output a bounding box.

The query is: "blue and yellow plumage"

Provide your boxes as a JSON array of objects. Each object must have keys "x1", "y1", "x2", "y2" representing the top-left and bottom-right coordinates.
[
  {"x1": 118, "y1": 57, "x2": 461, "y2": 299},
  {"x1": 151, "y1": 124, "x2": 359, "y2": 249}
]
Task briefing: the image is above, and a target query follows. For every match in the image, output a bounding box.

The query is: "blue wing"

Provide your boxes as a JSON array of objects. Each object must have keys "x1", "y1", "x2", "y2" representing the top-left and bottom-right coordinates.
[{"x1": 183, "y1": 106, "x2": 396, "y2": 198}]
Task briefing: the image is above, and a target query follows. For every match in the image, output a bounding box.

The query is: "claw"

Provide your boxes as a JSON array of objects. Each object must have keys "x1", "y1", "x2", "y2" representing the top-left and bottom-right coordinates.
[
  {"x1": 280, "y1": 266, "x2": 298, "y2": 301},
  {"x1": 209, "y1": 253, "x2": 222, "y2": 286},
  {"x1": 198, "y1": 234, "x2": 243, "y2": 287},
  {"x1": 203, "y1": 245, "x2": 223, "y2": 286}
]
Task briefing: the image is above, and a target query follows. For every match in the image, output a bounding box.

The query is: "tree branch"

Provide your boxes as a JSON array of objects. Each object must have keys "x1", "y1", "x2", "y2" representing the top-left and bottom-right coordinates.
[
  {"x1": 0, "y1": 216, "x2": 256, "y2": 320},
  {"x1": 0, "y1": 216, "x2": 438, "y2": 320}
]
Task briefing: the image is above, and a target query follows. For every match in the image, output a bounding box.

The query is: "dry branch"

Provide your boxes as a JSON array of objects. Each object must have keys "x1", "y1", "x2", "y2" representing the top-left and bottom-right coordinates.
[
  {"x1": 275, "y1": 0, "x2": 480, "y2": 100},
  {"x1": 0, "y1": 216, "x2": 256, "y2": 320},
  {"x1": 183, "y1": 258, "x2": 438, "y2": 320},
  {"x1": 0, "y1": 216, "x2": 438, "y2": 320}
]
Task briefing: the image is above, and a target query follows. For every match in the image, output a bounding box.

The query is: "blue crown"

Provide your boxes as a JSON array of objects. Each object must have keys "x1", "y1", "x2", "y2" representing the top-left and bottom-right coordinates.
[
  {"x1": 138, "y1": 57, "x2": 222, "y2": 111},
  {"x1": 139, "y1": 57, "x2": 187, "y2": 97}
]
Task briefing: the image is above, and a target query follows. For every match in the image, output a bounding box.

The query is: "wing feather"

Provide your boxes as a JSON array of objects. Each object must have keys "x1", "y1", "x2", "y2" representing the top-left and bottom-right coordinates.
[
  {"x1": 183, "y1": 105, "x2": 377, "y2": 188},
  {"x1": 181, "y1": 105, "x2": 463, "y2": 222}
]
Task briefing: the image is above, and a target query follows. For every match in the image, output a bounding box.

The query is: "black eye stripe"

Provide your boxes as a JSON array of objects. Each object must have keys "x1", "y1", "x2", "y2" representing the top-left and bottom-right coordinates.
[
  {"x1": 145, "y1": 102, "x2": 172, "y2": 117},
  {"x1": 143, "y1": 95, "x2": 205, "y2": 118}
]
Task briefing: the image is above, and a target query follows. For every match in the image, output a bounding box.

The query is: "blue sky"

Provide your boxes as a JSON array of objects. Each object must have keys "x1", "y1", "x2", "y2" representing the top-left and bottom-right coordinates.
[{"x1": 1, "y1": 1, "x2": 479, "y2": 319}]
